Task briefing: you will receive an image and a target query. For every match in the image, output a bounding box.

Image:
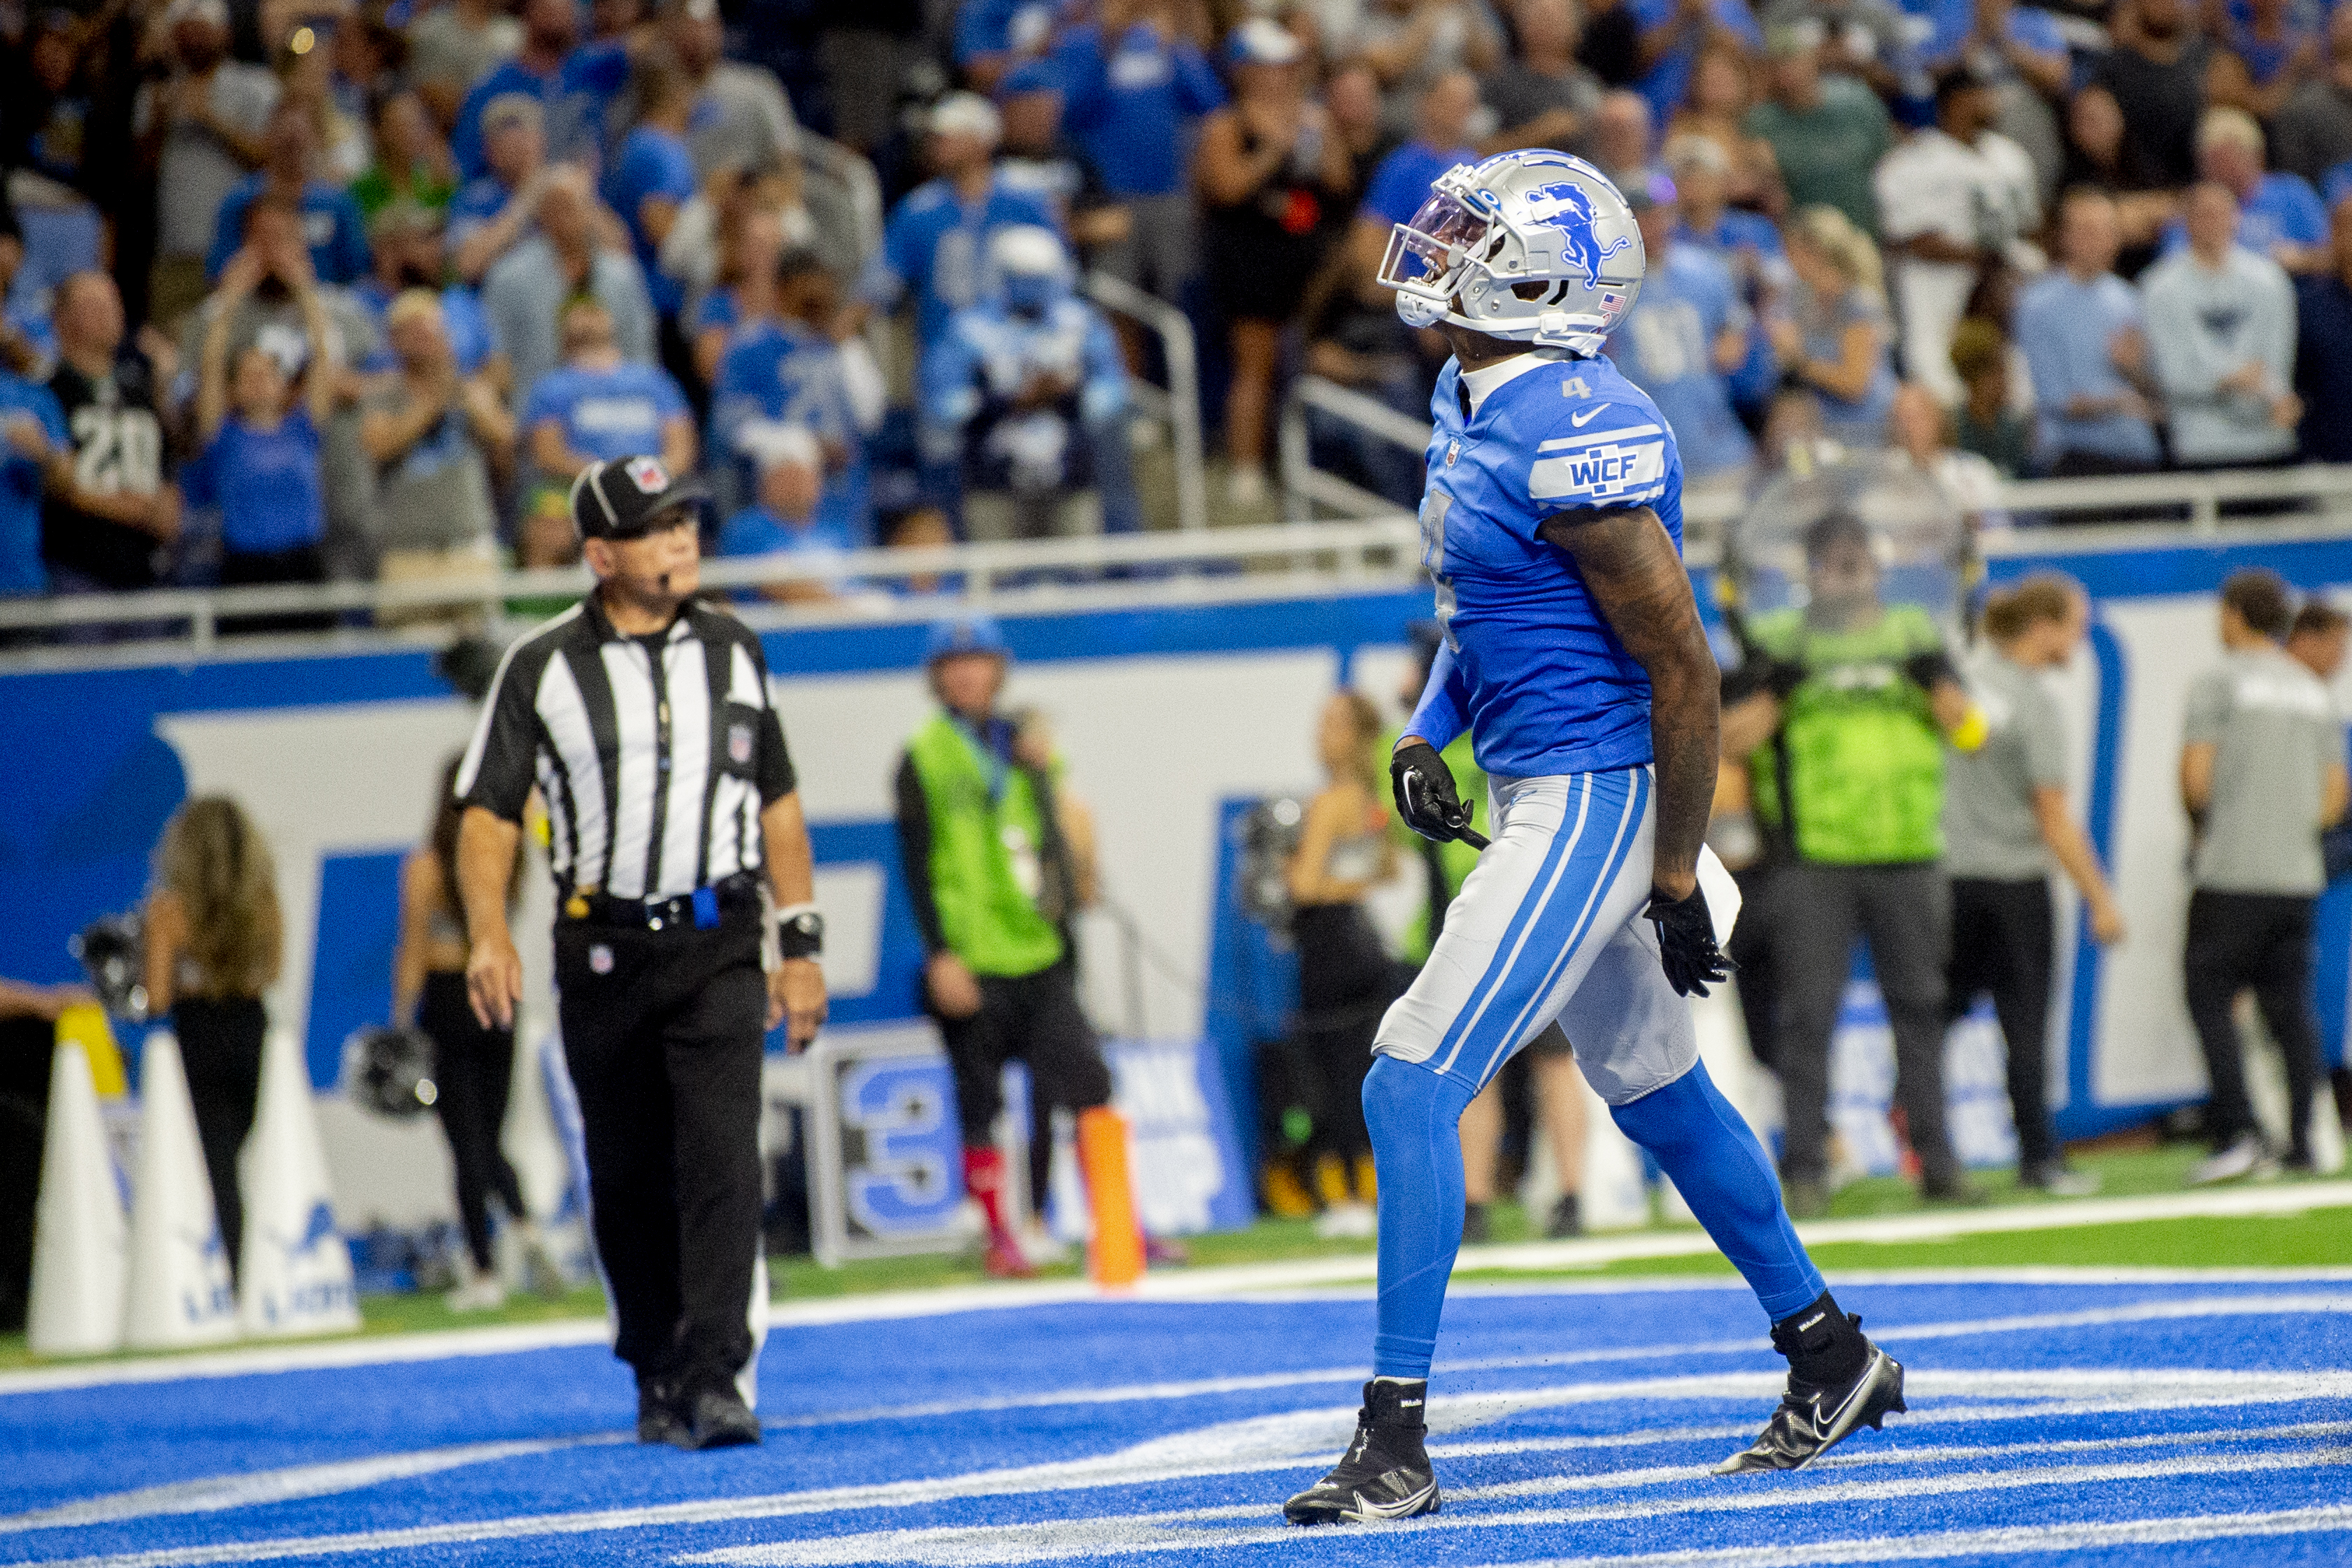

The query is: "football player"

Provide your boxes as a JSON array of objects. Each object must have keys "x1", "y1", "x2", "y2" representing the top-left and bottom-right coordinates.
[{"x1": 1283, "y1": 152, "x2": 1908, "y2": 1526}]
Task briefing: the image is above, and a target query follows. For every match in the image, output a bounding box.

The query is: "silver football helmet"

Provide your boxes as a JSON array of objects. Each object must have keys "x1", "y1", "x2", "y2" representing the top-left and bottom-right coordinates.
[{"x1": 1378, "y1": 150, "x2": 1646, "y2": 356}]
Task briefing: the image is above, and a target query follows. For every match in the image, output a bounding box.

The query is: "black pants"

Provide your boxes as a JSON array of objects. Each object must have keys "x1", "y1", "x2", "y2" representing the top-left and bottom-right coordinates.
[
  {"x1": 1727, "y1": 862, "x2": 1783, "y2": 1073},
  {"x1": 1774, "y1": 861, "x2": 1959, "y2": 1187},
  {"x1": 2183, "y1": 889, "x2": 2323, "y2": 1160},
  {"x1": 419, "y1": 971, "x2": 525, "y2": 1273},
  {"x1": 557, "y1": 907, "x2": 766, "y2": 1397},
  {"x1": 936, "y1": 960, "x2": 1112, "y2": 1206},
  {"x1": 1292, "y1": 904, "x2": 1404, "y2": 1166},
  {"x1": 175, "y1": 996, "x2": 266, "y2": 1278},
  {"x1": 1946, "y1": 876, "x2": 2058, "y2": 1168},
  {"x1": 0, "y1": 1016, "x2": 52, "y2": 1331}
]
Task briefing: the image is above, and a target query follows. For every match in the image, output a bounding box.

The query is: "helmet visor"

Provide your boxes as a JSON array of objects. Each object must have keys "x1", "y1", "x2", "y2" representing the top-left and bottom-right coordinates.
[{"x1": 1378, "y1": 186, "x2": 1491, "y2": 291}]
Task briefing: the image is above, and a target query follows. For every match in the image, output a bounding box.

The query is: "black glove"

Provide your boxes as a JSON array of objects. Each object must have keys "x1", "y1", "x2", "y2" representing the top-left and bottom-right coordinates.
[
  {"x1": 1390, "y1": 741, "x2": 1489, "y2": 850},
  {"x1": 1903, "y1": 650, "x2": 1960, "y2": 693},
  {"x1": 1646, "y1": 883, "x2": 1734, "y2": 997}
]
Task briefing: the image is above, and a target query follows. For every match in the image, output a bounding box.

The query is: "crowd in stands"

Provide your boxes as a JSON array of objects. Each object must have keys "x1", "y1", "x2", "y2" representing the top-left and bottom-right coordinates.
[{"x1": 6, "y1": 0, "x2": 2352, "y2": 625}]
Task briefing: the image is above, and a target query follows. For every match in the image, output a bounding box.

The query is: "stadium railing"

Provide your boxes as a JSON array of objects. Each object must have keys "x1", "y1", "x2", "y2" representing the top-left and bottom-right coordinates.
[
  {"x1": 1276, "y1": 373, "x2": 2352, "y2": 536},
  {"x1": 7, "y1": 397, "x2": 2352, "y2": 662},
  {"x1": 1083, "y1": 271, "x2": 1209, "y2": 534}
]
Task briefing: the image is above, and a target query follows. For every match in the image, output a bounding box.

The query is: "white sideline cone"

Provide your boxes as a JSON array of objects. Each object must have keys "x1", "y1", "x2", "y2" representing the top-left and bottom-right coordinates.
[
  {"x1": 124, "y1": 1032, "x2": 238, "y2": 1348},
  {"x1": 238, "y1": 1030, "x2": 360, "y2": 1338},
  {"x1": 26, "y1": 1039, "x2": 127, "y2": 1356}
]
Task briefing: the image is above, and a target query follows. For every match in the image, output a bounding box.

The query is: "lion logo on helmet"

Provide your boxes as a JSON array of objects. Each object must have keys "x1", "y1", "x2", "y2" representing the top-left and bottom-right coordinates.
[{"x1": 1527, "y1": 181, "x2": 1632, "y2": 290}]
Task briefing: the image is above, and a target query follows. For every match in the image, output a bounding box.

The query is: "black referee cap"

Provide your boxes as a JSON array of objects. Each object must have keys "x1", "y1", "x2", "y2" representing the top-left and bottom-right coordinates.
[{"x1": 569, "y1": 455, "x2": 707, "y2": 541}]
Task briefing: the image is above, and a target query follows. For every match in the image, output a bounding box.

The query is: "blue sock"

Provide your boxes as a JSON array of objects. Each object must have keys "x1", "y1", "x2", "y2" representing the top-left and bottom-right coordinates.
[
  {"x1": 1363, "y1": 1055, "x2": 1480, "y2": 1378},
  {"x1": 1610, "y1": 1060, "x2": 1825, "y2": 1323}
]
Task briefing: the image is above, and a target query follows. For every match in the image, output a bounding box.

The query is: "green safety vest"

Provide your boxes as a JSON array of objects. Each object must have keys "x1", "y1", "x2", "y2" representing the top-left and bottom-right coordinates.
[
  {"x1": 906, "y1": 712, "x2": 1064, "y2": 978},
  {"x1": 1388, "y1": 729, "x2": 1487, "y2": 962},
  {"x1": 1746, "y1": 604, "x2": 1948, "y2": 866}
]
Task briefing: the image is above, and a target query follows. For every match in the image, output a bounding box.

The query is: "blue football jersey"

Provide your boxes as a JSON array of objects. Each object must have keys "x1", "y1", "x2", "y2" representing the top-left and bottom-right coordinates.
[{"x1": 1419, "y1": 350, "x2": 1685, "y2": 780}]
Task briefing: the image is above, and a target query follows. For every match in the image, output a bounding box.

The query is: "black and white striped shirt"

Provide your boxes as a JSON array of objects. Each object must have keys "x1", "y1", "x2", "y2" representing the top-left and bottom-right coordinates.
[{"x1": 455, "y1": 595, "x2": 799, "y2": 901}]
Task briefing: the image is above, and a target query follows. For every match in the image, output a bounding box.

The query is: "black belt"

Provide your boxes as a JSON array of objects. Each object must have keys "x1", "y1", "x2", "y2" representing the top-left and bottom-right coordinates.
[{"x1": 563, "y1": 871, "x2": 761, "y2": 932}]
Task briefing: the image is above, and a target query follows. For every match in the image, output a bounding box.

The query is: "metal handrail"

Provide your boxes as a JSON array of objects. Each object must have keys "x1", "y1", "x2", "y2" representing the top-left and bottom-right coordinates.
[
  {"x1": 1083, "y1": 271, "x2": 1208, "y2": 533},
  {"x1": 1278, "y1": 373, "x2": 2352, "y2": 536}
]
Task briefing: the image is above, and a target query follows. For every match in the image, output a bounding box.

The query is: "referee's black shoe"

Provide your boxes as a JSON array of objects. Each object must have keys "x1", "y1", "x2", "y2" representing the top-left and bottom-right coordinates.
[
  {"x1": 683, "y1": 1386, "x2": 764, "y2": 1450},
  {"x1": 1716, "y1": 1292, "x2": 1905, "y2": 1474},
  {"x1": 1283, "y1": 1378, "x2": 1441, "y2": 1525},
  {"x1": 637, "y1": 1378, "x2": 690, "y2": 1448}
]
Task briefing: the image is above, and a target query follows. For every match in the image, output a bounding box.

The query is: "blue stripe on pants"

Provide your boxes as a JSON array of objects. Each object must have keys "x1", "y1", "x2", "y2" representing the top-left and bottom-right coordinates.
[{"x1": 1435, "y1": 769, "x2": 1642, "y2": 1088}]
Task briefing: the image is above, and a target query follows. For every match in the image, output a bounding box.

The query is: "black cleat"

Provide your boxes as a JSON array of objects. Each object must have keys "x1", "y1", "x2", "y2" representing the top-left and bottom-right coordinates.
[
  {"x1": 1717, "y1": 1295, "x2": 1906, "y2": 1474},
  {"x1": 637, "y1": 1378, "x2": 691, "y2": 1448},
  {"x1": 1284, "y1": 1379, "x2": 1443, "y2": 1525},
  {"x1": 682, "y1": 1386, "x2": 764, "y2": 1450}
]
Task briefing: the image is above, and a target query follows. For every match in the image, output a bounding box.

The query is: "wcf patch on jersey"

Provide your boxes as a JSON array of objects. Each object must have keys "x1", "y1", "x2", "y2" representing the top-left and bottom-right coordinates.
[{"x1": 1530, "y1": 432, "x2": 1666, "y2": 505}]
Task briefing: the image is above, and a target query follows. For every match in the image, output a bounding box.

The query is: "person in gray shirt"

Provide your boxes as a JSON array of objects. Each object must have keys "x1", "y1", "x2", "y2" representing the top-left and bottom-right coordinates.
[
  {"x1": 481, "y1": 168, "x2": 657, "y2": 404},
  {"x1": 1942, "y1": 573, "x2": 2125, "y2": 1196},
  {"x1": 2179, "y1": 568, "x2": 2350, "y2": 1183}
]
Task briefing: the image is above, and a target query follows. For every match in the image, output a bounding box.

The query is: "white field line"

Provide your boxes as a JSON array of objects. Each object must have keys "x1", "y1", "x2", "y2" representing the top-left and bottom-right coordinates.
[
  {"x1": 1481, "y1": 1505, "x2": 2352, "y2": 1568},
  {"x1": 5, "y1": 1188, "x2": 2347, "y2": 1397},
  {"x1": 677, "y1": 1446, "x2": 2352, "y2": 1565},
  {"x1": 0, "y1": 1438, "x2": 620, "y2": 1532},
  {"x1": 9, "y1": 1295, "x2": 2350, "y2": 1538},
  {"x1": 12, "y1": 1369, "x2": 2352, "y2": 1567}
]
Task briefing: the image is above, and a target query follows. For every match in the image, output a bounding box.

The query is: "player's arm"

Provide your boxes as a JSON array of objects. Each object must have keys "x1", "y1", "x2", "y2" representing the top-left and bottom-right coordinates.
[{"x1": 1538, "y1": 506, "x2": 1717, "y2": 900}]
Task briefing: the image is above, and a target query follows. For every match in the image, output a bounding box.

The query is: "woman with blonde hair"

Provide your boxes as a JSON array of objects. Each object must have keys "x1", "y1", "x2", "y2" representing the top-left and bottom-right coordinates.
[
  {"x1": 144, "y1": 797, "x2": 283, "y2": 1279},
  {"x1": 1287, "y1": 689, "x2": 1406, "y2": 1237},
  {"x1": 1944, "y1": 572, "x2": 2123, "y2": 1196},
  {"x1": 1767, "y1": 206, "x2": 1897, "y2": 448}
]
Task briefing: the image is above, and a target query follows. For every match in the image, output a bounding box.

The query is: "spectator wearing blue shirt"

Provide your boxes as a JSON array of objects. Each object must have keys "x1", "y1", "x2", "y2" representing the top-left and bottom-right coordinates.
[
  {"x1": 718, "y1": 422, "x2": 858, "y2": 602},
  {"x1": 2293, "y1": 194, "x2": 2352, "y2": 461},
  {"x1": 1614, "y1": 190, "x2": 1756, "y2": 490},
  {"x1": 206, "y1": 104, "x2": 373, "y2": 286},
  {"x1": 189, "y1": 249, "x2": 335, "y2": 613},
  {"x1": 522, "y1": 297, "x2": 697, "y2": 485},
  {"x1": 2210, "y1": 0, "x2": 2321, "y2": 123},
  {"x1": 0, "y1": 211, "x2": 57, "y2": 379},
  {"x1": 1667, "y1": 134, "x2": 1786, "y2": 415},
  {"x1": 1632, "y1": 0, "x2": 1762, "y2": 129},
  {"x1": 2157, "y1": 108, "x2": 2332, "y2": 275},
  {"x1": 352, "y1": 205, "x2": 497, "y2": 376},
  {"x1": 1010, "y1": 1, "x2": 1226, "y2": 305},
  {"x1": 1349, "y1": 73, "x2": 1482, "y2": 283},
  {"x1": 601, "y1": 62, "x2": 702, "y2": 322},
  {"x1": 857, "y1": 94, "x2": 1062, "y2": 352},
  {"x1": 0, "y1": 371, "x2": 66, "y2": 599},
  {"x1": 482, "y1": 167, "x2": 658, "y2": 401},
  {"x1": 715, "y1": 257, "x2": 878, "y2": 539},
  {"x1": 1913, "y1": 0, "x2": 2068, "y2": 98},
  {"x1": 448, "y1": 94, "x2": 548, "y2": 283},
  {"x1": 955, "y1": 0, "x2": 1067, "y2": 92},
  {"x1": 449, "y1": 0, "x2": 628, "y2": 179},
  {"x1": 2014, "y1": 188, "x2": 2162, "y2": 476},
  {"x1": 920, "y1": 224, "x2": 1130, "y2": 541},
  {"x1": 1766, "y1": 205, "x2": 1898, "y2": 446}
]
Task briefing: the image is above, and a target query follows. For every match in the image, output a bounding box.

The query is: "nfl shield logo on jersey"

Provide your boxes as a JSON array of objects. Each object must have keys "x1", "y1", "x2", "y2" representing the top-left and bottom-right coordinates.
[
  {"x1": 729, "y1": 722, "x2": 753, "y2": 764},
  {"x1": 1446, "y1": 439, "x2": 1460, "y2": 467},
  {"x1": 625, "y1": 456, "x2": 671, "y2": 494}
]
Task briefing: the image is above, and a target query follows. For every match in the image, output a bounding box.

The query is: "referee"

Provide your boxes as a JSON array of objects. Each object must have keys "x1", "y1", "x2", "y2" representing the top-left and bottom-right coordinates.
[{"x1": 454, "y1": 454, "x2": 827, "y2": 1451}]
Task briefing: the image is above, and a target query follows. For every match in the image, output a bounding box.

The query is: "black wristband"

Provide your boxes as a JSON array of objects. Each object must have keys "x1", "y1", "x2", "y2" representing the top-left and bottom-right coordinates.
[{"x1": 776, "y1": 906, "x2": 824, "y2": 960}]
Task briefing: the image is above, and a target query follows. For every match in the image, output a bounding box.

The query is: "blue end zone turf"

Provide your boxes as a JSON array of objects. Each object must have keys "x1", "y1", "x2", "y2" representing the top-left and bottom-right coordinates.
[{"x1": 4, "y1": 1276, "x2": 2351, "y2": 1566}]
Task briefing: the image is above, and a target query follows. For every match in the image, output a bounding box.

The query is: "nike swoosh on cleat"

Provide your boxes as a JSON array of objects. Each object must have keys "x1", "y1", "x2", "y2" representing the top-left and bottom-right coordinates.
[
  {"x1": 1344, "y1": 1481, "x2": 1439, "y2": 1523},
  {"x1": 1569, "y1": 404, "x2": 1611, "y2": 427},
  {"x1": 1797, "y1": 1352, "x2": 1897, "y2": 1469}
]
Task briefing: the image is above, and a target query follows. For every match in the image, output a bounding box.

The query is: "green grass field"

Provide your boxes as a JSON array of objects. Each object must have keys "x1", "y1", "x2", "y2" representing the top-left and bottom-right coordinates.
[{"x1": 3, "y1": 1142, "x2": 2342, "y2": 1370}]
